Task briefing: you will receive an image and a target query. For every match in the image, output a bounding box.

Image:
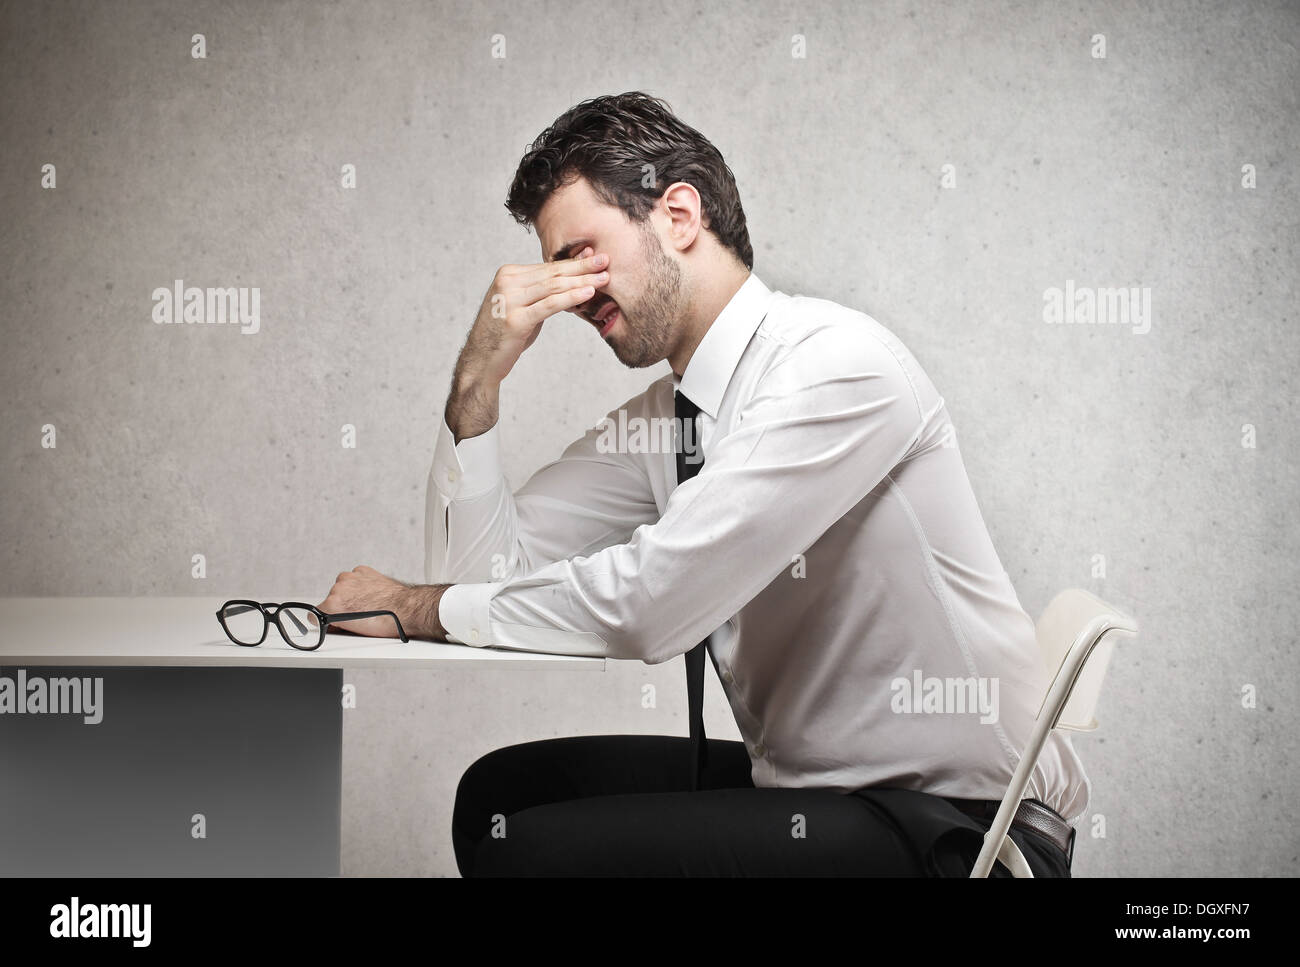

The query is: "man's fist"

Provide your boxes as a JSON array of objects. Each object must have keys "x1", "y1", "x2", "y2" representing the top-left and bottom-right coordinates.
[{"x1": 317, "y1": 565, "x2": 411, "y2": 639}]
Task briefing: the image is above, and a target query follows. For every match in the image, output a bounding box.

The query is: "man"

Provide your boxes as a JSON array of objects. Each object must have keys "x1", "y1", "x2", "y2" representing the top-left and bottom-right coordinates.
[{"x1": 319, "y1": 91, "x2": 1088, "y2": 877}]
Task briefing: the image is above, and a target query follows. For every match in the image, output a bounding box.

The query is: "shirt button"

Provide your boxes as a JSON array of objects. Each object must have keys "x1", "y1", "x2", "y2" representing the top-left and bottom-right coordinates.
[
  {"x1": 446, "y1": 469, "x2": 459, "y2": 483},
  {"x1": 721, "y1": 670, "x2": 733, "y2": 684},
  {"x1": 469, "y1": 627, "x2": 481, "y2": 643},
  {"x1": 753, "y1": 742, "x2": 766, "y2": 758}
]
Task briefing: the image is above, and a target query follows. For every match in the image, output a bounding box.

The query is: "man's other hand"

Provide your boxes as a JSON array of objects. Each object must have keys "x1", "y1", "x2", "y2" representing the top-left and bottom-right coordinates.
[{"x1": 318, "y1": 565, "x2": 412, "y2": 639}]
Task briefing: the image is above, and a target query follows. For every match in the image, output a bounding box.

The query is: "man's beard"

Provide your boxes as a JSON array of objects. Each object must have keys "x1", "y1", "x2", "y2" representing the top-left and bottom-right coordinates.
[{"x1": 607, "y1": 221, "x2": 685, "y2": 368}]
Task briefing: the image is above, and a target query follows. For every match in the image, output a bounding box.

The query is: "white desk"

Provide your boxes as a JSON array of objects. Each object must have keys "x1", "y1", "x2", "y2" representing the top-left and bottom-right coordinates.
[
  {"x1": 0, "y1": 596, "x2": 607, "y2": 669},
  {"x1": 0, "y1": 597, "x2": 603, "y2": 876}
]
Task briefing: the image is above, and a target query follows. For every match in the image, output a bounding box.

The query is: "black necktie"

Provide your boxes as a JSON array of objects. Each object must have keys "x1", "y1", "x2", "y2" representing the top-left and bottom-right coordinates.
[{"x1": 674, "y1": 388, "x2": 710, "y2": 791}]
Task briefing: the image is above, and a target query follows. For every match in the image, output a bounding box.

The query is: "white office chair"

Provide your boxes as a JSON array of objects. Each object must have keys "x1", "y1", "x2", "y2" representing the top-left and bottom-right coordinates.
[{"x1": 970, "y1": 588, "x2": 1139, "y2": 878}]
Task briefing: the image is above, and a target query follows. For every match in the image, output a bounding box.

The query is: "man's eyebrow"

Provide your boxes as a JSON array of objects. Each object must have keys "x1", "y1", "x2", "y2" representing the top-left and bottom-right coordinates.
[{"x1": 550, "y1": 238, "x2": 591, "y2": 262}]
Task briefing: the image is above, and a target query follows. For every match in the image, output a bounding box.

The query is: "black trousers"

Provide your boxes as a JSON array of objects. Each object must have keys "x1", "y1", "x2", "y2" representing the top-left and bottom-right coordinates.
[{"x1": 451, "y1": 734, "x2": 1073, "y2": 877}]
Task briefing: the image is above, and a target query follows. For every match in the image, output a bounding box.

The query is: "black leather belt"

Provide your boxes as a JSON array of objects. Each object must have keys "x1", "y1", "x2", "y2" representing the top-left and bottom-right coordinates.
[{"x1": 944, "y1": 797, "x2": 1075, "y2": 865}]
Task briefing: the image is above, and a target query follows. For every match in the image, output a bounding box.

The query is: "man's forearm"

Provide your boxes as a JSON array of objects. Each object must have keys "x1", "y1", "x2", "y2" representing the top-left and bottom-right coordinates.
[
  {"x1": 398, "y1": 583, "x2": 453, "y2": 640},
  {"x1": 445, "y1": 374, "x2": 500, "y2": 444}
]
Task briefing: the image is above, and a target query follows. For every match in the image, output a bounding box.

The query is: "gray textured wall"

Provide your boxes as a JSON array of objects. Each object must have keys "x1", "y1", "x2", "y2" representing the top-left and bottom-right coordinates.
[{"x1": 2, "y1": 0, "x2": 1296, "y2": 877}]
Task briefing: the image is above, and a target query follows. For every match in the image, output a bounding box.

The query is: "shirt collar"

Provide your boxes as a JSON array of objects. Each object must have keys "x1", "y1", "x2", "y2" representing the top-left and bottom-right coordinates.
[{"x1": 672, "y1": 272, "x2": 775, "y2": 418}]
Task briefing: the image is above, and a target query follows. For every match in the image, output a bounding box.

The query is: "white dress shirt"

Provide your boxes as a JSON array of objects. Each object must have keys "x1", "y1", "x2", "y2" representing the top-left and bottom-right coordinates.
[{"x1": 427, "y1": 272, "x2": 1090, "y2": 824}]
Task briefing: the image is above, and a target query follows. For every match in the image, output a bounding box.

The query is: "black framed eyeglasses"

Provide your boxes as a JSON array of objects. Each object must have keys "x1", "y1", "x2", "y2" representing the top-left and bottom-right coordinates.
[{"x1": 216, "y1": 600, "x2": 408, "y2": 650}]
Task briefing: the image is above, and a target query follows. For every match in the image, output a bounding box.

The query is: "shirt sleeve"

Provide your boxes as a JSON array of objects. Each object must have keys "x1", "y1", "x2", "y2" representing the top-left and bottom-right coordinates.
[
  {"x1": 439, "y1": 323, "x2": 927, "y2": 662},
  {"x1": 425, "y1": 390, "x2": 663, "y2": 640}
]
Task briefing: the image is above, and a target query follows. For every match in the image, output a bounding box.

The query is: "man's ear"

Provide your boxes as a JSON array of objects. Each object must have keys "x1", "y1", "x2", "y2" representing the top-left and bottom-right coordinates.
[{"x1": 660, "y1": 181, "x2": 703, "y2": 254}]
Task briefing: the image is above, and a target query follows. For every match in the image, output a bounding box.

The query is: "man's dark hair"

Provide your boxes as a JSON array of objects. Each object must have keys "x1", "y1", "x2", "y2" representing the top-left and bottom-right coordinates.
[{"x1": 505, "y1": 91, "x2": 754, "y2": 270}]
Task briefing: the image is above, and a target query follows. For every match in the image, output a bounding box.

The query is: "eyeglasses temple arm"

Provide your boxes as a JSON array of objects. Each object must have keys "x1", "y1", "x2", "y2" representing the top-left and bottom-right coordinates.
[
  {"x1": 282, "y1": 609, "x2": 310, "y2": 635},
  {"x1": 325, "y1": 611, "x2": 410, "y2": 643}
]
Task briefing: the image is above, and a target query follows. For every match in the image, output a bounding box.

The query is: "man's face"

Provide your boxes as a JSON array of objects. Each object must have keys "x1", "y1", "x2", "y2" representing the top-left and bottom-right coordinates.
[{"x1": 536, "y1": 175, "x2": 688, "y2": 368}]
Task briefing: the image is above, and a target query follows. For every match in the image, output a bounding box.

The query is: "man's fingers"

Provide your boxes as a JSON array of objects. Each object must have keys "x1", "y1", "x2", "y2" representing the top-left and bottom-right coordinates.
[
  {"x1": 517, "y1": 263, "x2": 607, "y2": 318},
  {"x1": 522, "y1": 269, "x2": 606, "y2": 308},
  {"x1": 516, "y1": 248, "x2": 606, "y2": 288},
  {"x1": 516, "y1": 282, "x2": 604, "y2": 329},
  {"x1": 550, "y1": 248, "x2": 605, "y2": 276},
  {"x1": 499, "y1": 246, "x2": 606, "y2": 320},
  {"x1": 554, "y1": 249, "x2": 604, "y2": 275}
]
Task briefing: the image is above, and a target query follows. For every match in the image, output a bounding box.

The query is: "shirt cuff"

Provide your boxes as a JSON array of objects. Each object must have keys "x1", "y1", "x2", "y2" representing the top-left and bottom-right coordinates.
[
  {"x1": 431, "y1": 417, "x2": 502, "y2": 500},
  {"x1": 438, "y1": 582, "x2": 502, "y2": 646}
]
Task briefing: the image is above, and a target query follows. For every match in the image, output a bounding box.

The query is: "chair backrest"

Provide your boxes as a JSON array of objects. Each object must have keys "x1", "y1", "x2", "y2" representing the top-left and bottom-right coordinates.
[
  {"x1": 1035, "y1": 589, "x2": 1138, "y2": 732},
  {"x1": 969, "y1": 588, "x2": 1138, "y2": 876}
]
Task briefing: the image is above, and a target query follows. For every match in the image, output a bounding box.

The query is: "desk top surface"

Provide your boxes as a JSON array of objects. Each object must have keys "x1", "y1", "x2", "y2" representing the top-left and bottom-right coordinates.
[{"x1": 0, "y1": 597, "x2": 605, "y2": 670}]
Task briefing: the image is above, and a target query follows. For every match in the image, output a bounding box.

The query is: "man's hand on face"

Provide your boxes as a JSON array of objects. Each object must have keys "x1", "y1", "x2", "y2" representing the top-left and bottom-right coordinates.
[
  {"x1": 445, "y1": 246, "x2": 608, "y2": 443},
  {"x1": 461, "y1": 246, "x2": 609, "y2": 387},
  {"x1": 317, "y1": 565, "x2": 413, "y2": 639}
]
